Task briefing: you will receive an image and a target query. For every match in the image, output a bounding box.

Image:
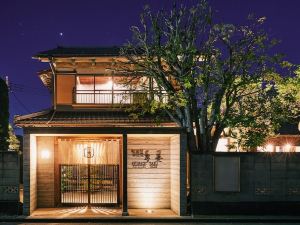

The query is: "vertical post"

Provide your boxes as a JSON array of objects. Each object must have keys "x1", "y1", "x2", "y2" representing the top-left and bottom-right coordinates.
[
  {"x1": 93, "y1": 75, "x2": 96, "y2": 104},
  {"x1": 180, "y1": 132, "x2": 187, "y2": 216},
  {"x1": 88, "y1": 156, "x2": 91, "y2": 207},
  {"x1": 54, "y1": 137, "x2": 60, "y2": 206},
  {"x1": 112, "y1": 73, "x2": 114, "y2": 104},
  {"x1": 122, "y1": 133, "x2": 129, "y2": 216}
]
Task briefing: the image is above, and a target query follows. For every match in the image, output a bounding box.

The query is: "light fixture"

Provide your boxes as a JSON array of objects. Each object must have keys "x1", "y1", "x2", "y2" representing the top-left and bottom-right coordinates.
[
  {"x1": 145, "y1": 209, "x2": 154, "y2": 214},
  {"x1": 41, "y1": 150, "x2": 50, "y2": 159}
]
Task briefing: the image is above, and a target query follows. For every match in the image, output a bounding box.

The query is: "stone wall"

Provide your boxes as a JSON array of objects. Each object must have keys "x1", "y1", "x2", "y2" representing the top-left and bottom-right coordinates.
[
  {"x1": 191, "y1": 153, "x2": 300, "y2": 214},
  {"x1": 0, "y1": 151, "x2": 20, "y2": 214}
]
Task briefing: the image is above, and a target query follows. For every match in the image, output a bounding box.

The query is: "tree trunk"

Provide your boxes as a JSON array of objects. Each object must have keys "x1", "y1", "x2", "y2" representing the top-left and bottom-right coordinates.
[
  {"x1": 210, "y1": 124, "x2": 224, "y2": 152},
  {"x1": 191, "y1": 96, "x2": 201, "y2": 151},
  {"x1": 187, "y1": 130, "x2": 197, "y2": 153}
]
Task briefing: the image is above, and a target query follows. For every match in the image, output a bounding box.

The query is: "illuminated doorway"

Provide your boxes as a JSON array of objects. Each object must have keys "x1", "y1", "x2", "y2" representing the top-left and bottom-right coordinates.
[{"x1": 57, "y1": 137, "x2": 120, "y2": 206}]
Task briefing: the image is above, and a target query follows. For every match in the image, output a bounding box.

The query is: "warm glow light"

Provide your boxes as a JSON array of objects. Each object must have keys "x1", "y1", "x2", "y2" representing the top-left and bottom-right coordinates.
[
  {"x1": 41, "y1": 150, "x2": 50, "y2": 159},
  {"x1": 265, "y1": 144, "x2": 274, "y2": 152},
  {"x1": 146, "y1": 209, "x2": 154, "y2": 214},
  {"x1": 284, "y1": 144, "x2": 292, "y2": 151},
  {"x1": 105, "y1": 79, "x2": 113, "y2": 89}
]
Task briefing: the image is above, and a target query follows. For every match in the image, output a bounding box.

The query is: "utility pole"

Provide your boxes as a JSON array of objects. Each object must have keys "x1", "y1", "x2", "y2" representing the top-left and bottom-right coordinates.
[
  {"x1": 5, "y1": 76, "x2": 10, "y2": 91},
  {"x1": 0, "y1": 76, "x2": 9, "y2": 151}
]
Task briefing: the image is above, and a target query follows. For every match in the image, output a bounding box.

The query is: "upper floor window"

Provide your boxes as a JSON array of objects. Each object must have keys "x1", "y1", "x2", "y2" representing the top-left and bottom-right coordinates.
[{"x1": 74, "y1": 75, "x2": 158, "y2": 104}]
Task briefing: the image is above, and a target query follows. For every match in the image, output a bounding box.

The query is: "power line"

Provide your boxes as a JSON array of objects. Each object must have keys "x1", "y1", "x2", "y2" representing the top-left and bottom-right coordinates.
[
  {"x1": 11, "y1": 91, "x2": 31, "y2": 114},
  {"x1": 9, "y1": 82, "x2": 47, "y2": 91},
  {"x1": 8, "y1": 83, "x2": 49, "y2": 96}
]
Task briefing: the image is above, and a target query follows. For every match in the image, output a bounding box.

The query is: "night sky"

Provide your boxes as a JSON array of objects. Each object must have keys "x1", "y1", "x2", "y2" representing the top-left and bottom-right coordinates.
[{"x1": 1, "y1": 0, "x2": 300, "y2": 134}]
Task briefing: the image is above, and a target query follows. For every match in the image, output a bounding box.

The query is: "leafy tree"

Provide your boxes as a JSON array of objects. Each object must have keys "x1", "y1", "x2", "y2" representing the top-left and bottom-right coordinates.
[
  {"x1": 8, "y1": 124, "x2": 20, "y2": 152},
  {"x1": 0, "y1": 77, "x2": 9, "y2": 151},
  {"x1": 120, "y1": 1, "x2": 300, "y2": 152}
]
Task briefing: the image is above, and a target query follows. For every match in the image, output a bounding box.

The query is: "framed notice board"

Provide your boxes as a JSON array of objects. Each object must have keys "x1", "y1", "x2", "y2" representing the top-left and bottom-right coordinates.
[{"x1": 214, "y1": 156, "x2": 240, "y2": 192}]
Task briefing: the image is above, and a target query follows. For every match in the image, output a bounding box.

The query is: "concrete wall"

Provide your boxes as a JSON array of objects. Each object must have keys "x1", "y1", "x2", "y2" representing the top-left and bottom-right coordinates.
[
  {"x1": 0, "y1": 151, "x2": 19, "y2": 202},
  {"x1": 191, "y1": 153, "x2": 300, "y2": 214}
]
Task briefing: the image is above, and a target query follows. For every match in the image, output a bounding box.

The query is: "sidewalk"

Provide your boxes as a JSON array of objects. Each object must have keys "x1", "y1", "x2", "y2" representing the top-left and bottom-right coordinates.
[{"x1": 1, "y1": 214, "x2": 300, "y2": 223}]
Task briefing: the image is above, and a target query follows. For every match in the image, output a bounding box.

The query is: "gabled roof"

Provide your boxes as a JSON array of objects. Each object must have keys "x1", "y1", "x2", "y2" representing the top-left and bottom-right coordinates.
[
  {"x1": 34, "y1": 46, "x2": 122, "y2": 58},
  {"x1": 14, "y1": 109, "x2": 177, "y2": 128}
]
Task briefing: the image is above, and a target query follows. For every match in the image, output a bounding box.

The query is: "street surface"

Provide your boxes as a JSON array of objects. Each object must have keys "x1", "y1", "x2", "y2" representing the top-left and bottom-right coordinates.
[{"x1": 2, "y1": 223, "x2": 300, "y2": 225}]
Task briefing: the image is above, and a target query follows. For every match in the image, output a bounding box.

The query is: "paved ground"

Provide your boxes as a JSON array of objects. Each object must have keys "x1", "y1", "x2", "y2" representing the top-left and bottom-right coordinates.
[
  {"x1": 28, "y1": 207, "x2": 177, "y2": 218},
  {"x1": 2, "y1": 223, "x2": 300, "y2": 225}
]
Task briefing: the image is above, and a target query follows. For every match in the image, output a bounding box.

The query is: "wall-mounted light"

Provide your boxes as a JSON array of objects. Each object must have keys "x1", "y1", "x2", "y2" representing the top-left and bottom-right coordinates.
[
  {"x1": 41, "y1": 149, "x2": 50, "y2": 159},
  {"x1": 145, "y1": 209, "x2": 154, "y2": 214}
]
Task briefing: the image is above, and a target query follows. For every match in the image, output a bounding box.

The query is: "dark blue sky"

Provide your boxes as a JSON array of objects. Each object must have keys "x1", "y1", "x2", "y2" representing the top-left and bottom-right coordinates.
[{"x1": 1, "y1": 0, "x2": 300, "y2": 133}]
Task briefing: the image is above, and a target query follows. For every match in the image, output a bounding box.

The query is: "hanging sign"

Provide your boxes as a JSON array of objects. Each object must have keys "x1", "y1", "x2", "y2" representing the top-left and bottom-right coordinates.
[{"x1": 84, "y1": 146, "x2": 94, "y2": 158}]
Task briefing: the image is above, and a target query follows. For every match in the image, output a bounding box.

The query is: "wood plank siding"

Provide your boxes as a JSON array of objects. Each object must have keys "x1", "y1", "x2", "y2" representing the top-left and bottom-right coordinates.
[
  {"x1": 170, "y1": 135, "x2": 180, "y2": 214},
  {"x1": 36, "y1": 137, "x2": 55, "y2": 207},
  {"x1": 127, "y1": 136, "x2": 180, "y2": 209}
]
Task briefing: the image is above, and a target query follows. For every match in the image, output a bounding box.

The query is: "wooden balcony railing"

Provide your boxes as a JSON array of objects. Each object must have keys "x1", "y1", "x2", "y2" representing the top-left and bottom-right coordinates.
[{"x1": 73, "y1": 89, "x2": 168, "y2": 105}]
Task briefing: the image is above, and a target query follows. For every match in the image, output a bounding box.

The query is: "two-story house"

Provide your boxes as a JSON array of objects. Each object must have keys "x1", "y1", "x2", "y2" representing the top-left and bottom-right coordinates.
[{"x1": 14, "y1": 46, "x2": 187, "y2": 216}]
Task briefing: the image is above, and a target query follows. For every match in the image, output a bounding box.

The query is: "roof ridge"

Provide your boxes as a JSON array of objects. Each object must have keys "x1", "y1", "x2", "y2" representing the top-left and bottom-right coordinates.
[
  {"x1": 34, "y1": 46, "x2": 123, "y2": 58},
  {"x1": 14, "y1": 109, "x2": 52, "y2": 121},
  {"x1": 55, "y1": 45, "x2": 122, "y2": 49}
]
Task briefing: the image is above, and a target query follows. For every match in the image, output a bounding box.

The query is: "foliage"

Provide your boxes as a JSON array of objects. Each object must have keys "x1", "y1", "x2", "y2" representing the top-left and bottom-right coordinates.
[
  {"x1": 120, "y1": 1, "x2": 300, "y2": 152},
  {"x1": 228, "y1": 70, "x2": 300, "y2": 150},
  {"x1": 8, "y1": 124, "x2": 20, "y2": 152},
  {"x1": 0, "y1": 77, "x2": 9, "y2": 151}
]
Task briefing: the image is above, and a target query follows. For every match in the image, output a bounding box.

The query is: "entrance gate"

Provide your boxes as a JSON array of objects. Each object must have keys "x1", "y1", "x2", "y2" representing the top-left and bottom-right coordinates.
[{"x1": 60, "y1": 164, "x2": 120, "y2": 206}]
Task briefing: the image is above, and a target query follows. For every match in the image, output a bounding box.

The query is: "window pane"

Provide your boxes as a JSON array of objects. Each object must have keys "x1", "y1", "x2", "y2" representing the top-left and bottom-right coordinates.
[
  {"x1": 76, "y1": 76, "x2": 94, "y2": 103},
  {"x1": 95, "y1": 76, "x2": 112, "y2": 103},
  {"x1": 95, "y1": 76, "x2": 113, "y2": 90},
  {"x1": 113, "y1": 76, "x2": 128, "y2": 90},
  {"x1": 76, "y1": 76, "x2": 94, "y2": 90}
]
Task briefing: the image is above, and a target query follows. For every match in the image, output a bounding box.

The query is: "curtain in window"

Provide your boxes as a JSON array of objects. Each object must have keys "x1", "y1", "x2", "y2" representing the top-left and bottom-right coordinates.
[{"x1": 58, "y1": 138, "x2": 120, "y2": 165}]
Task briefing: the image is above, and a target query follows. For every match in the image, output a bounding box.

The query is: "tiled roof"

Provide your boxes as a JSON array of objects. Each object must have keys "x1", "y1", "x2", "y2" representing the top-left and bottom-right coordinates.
[
  {"x1": 14, "y1": 109, "x2": 176, "y2": 128},
  {"x1": 34, "y1": 46, "x2": 122, "y2": 58}
]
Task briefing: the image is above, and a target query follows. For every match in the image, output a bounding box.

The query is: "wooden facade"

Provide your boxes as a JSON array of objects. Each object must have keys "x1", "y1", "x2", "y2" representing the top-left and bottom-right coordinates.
[
  {"x1": 16, "y1": 47, "x2": 187, "y2": 216},
  {"x1": 22, "y1": 131, "x2": 186, "y2": 216}
]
